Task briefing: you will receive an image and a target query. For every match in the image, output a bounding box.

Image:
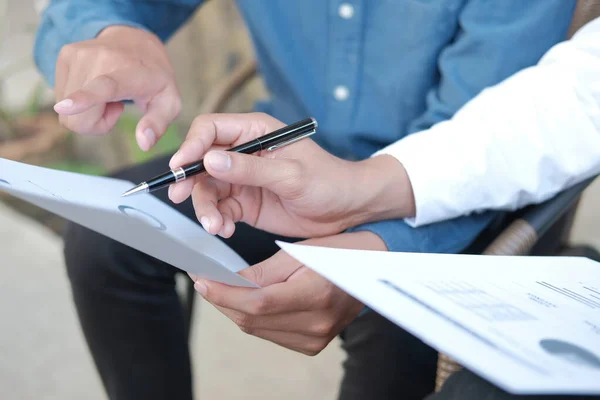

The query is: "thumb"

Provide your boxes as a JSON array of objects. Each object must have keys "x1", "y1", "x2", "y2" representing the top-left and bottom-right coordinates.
[
  {"x1": 204, "y1": 150, "x2": 304, "y2": 196},
  {"x1": 238, "y1": 250, "x2": 302, "y2": 286}
]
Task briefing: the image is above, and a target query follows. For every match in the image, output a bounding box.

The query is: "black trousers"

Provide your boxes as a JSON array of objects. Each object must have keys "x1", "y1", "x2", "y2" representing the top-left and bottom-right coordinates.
[{"x1": 63, "y1": 155, "x2": 438, "y2": 400}]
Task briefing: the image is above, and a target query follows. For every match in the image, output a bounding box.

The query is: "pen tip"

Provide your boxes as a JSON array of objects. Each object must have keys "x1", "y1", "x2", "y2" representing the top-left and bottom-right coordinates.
[{"x1": 121, "y1": 183, "x2": 149, "y2": 197}]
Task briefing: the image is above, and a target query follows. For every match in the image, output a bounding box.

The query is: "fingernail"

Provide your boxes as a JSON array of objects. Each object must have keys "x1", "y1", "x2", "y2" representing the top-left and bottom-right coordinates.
[
  {"x1": 54, "y1": 98, "x2": 73, "y2": 110},
  {"x1": 168, "y1": 185, "x2": 174, "y2": 200},
  {"x1": 170, "y1": 151, "x2": 181, "y2": 167},
  {"x1": 194, "y1": 280, "x2": 207, "y2": 296},
  {"x1": 205, "y1": 151, "x2": 231, "y2": 172},
  {"x1": 218, "y1": 219, "x2": 234, "y2": 238},
  {"x1": 200, "y1": 216, "x2": 211, "y2": 232},
  {"x1": 140, "y1": 128, "x2": 156, "y2": 151}
]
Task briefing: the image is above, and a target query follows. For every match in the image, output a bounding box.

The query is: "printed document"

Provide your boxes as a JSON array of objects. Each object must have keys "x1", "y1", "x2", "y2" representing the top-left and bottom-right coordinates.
[{"x1": 278, "y1": 242, "x2": 600, "y2": 395}]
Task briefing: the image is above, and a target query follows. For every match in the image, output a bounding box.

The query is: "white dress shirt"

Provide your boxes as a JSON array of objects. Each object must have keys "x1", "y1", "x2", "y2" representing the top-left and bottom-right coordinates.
[{"x1": 376, "y1": 17, "x2": 600, "y2": 227}]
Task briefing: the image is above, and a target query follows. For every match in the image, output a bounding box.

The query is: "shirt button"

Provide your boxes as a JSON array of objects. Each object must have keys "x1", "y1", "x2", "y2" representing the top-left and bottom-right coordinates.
[
  {"x1": 338, "y1": 3, "x2": 355, "y2": 19},
  {"x1": 333, "y1": 85, "x2": 350, "y2": 101}
]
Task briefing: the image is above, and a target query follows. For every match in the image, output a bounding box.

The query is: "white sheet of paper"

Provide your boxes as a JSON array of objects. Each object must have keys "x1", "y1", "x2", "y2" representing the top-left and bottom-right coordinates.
[
  {"x1": 0, "y1": 157, "x2": 255, "y2": 287},
  {"x1": 277, "y1": 241, "x2": 600, "y2": 395}
]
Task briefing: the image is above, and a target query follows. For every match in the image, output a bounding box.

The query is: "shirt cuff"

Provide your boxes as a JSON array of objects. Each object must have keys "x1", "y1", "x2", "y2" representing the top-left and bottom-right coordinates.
[
  {"x1": 371, "y1": 121, "x2": 487, "y2": 228},
  {"x1": 346, "y1": 218, "x2": 425, "y2": 253},
  {"x1": 70, "y1": 19, "x2": 150, "y2": 44}
]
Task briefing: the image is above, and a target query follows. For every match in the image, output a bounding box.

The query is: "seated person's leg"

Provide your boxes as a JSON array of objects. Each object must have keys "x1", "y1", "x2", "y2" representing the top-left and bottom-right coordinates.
[
  {"x1": 428, "y1": 369, "x2": 600, "y2": 400},
  {"x1": 337, "y1": 311, "x2": 438, "y2": 400},
  {"x1": 63, "y1": 155, "x2": 292, "y2": 400},
  {"x1": 337, "y1": 211, "x2": 503, "y2": 400}
]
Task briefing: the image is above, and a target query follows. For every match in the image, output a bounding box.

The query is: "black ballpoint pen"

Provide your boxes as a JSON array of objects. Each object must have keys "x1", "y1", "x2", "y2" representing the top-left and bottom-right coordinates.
[{"x1": 121, "y1": 117, "x2": 318, "y2": 197}]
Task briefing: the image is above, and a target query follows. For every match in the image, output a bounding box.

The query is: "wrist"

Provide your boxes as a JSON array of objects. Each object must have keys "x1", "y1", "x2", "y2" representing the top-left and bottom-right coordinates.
[
  {"x1": 96, "y1": 25, "x2": 173, "y2": 73},
  {"x1": 307, "y1": 230, "x2": 388, "y2": 252},
  {"x1": 343, "y1": 155, "x2": 416, "y2": 228},
  {"x1": 97, "y1": 25, "x2": 152, "y2": 40},
  {"x1": 97, "y1": 25, "x2": 163, "y2": 50}
]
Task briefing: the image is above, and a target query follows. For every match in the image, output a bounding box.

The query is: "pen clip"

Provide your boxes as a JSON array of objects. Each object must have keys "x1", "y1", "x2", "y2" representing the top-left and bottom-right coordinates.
[{"x1": 266, "y1": 129, "x2": 316, "y2": 152}]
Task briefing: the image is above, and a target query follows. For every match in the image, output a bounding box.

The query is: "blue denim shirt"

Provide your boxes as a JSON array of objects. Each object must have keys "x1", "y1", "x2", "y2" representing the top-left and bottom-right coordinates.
[{"x1": 34, "y1": 0, "x2": 575, "y2": 254}]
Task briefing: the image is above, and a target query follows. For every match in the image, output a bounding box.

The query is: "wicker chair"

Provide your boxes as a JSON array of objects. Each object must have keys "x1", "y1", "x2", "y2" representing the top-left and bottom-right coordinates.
[{"x1": 182, "y1": 0, "x2": 600, "y2": 393}]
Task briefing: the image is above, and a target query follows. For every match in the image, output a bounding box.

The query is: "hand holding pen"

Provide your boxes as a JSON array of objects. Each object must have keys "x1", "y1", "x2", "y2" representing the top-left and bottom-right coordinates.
[
  {"x1": 123, "y1": 117, "x2": 318, "y2": 197},
  {"x1": 129, "y1": 112, "x2": 404, "y2": 240}
]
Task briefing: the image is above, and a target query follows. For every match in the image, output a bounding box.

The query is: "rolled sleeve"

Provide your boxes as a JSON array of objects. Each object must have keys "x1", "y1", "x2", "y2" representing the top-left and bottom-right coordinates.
[{"x1": 347, "y1": 209, "x2": 499, "y2": 254}]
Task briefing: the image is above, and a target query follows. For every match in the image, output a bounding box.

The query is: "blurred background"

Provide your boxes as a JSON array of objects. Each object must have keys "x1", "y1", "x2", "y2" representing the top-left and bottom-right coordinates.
[{"x1": 0, "y1": 1, "x2": 598, "y2": 399}]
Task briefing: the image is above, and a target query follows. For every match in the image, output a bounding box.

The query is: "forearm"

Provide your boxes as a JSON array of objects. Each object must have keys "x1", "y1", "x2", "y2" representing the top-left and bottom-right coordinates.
[{"x1": 34, "y1": 0, "x2": 202, "y2": 86}]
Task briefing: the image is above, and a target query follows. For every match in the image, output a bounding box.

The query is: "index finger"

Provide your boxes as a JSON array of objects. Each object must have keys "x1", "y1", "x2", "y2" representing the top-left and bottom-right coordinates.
[
  {"x1": 54, "y1": 66, "x2": 169, "y2": 115},
  {"x1": 169, "y1": 112, "x2": 284, "y2": 169}
]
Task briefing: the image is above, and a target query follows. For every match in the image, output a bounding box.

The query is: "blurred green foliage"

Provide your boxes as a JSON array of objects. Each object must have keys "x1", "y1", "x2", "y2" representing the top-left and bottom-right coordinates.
[
  {"x1": 43, "y1": 112, "x2": 183, "y2": 176},
  {"x1": 23, "y1": 81, "x2": 46, "y2": 116},
  {"x1": 116, "y1": 112, "x2": 183, "y2": 164},
  {"x1": 46, "y1": 160, "x2": 107, "y2": 176}
]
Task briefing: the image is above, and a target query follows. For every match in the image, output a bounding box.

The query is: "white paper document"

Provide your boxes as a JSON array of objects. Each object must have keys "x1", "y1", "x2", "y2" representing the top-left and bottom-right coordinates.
[
  {"x1": 0, "y1": 157, "x2": 254, "y2": 287},
  {"x1": 278, "y1": 242, "x2": 600, "y2": 395}
]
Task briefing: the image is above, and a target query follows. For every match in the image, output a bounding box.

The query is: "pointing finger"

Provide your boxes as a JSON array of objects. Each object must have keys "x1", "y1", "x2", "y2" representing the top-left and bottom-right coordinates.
[{"x1": 54, "y1": 67, "x2": 169, "y2": 116}]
